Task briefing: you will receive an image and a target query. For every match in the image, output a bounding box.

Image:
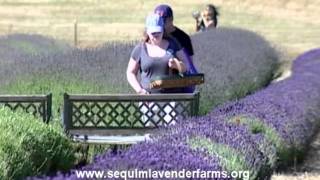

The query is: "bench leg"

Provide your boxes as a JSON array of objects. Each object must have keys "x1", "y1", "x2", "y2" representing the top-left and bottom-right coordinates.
[{"x1": 111, "y1": 145, "x2": 119, "y2": 154}]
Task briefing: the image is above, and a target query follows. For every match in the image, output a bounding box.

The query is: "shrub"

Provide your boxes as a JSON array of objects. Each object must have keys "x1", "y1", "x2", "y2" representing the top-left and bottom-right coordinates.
[
  {"x1": 0, "y1": 107, "x2": 76, "y2": 180},
  {"x1": 0, "y1": 29, "x2": 279, "y2": 116},
  {"x1": 191, "y1": 27, "x2": 280, "y2": 114},
  {"x1": 0, "y1": 34, "x2": 71, "y2": 60},
  {"x1": 210, "y1": 48, "x2": 320, "y2": 168}
]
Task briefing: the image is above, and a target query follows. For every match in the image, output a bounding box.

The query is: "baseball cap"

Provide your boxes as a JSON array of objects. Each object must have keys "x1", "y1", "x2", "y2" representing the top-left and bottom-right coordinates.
[
  {"x1": 145, "y1": 14, "x2": 164, "y2": 34},
  {"x1": 154, "y1": 4, "x2": 173, "y2": 19}
]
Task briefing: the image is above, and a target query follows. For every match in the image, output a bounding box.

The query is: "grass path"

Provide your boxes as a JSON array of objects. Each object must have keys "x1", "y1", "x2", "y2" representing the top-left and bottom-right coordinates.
[
  {"x1": 272, "y1": 130, "x2": 320, "y2": 179},
  {"x1": 273, "y1": 127, "x2": 320, "y2": 179}
]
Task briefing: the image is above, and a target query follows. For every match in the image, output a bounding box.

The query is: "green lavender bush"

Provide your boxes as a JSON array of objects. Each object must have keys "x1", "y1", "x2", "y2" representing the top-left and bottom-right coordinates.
[{"x1": 0, "y1": 107, "x2": 76, "y2": 180}]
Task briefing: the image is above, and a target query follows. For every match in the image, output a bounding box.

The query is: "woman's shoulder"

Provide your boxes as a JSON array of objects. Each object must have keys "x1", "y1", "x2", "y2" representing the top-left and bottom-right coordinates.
[
  {"x1": 131, "y1": 42, "x2": 145, "y2": 59},
  {"x1": 132, "y1": 42, "x2": 146, "y2": 53},
  {"x1": 133, "y1": 42, "x2": 144, "y2": 49}
]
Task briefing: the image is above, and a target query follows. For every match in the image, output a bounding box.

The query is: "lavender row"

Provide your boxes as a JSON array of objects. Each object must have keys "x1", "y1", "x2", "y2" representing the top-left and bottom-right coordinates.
[
  {"x1": 191, "y1": 28, "x2": 279, "y2": 113},
  {"x1": 0, "y1": 29, "x2": 280, "y2": 115},
  {"x1": 32, "y1": 48, "x2": 320, "y2": 179},
  {"x1": 0, "y1": 29, "x2": 280, "y2": 179},
  {"x1": 29, "y1": 114, "x2": 271, "y2": 180},
  {"x1": 210, "y1": 48, "x2": 320, "y2": 167}
]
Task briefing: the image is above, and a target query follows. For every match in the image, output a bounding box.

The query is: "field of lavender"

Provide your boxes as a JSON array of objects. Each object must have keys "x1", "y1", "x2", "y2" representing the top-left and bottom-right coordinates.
[
  {"x1": 29, "y1": 48, "x2": 320, "y2": 180},
  {"x1": 0, "y1": 27, "x2": 279, "y2": 115},
  {"x1": 0, "y1": 1, "x2": 319, "y2": 179},
  {"x1": 0, "y1": 27, "x2": 284, "y2": 179}
]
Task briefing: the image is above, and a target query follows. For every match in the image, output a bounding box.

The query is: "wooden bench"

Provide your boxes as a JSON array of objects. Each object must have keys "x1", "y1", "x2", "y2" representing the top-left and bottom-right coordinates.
[
  {"x1": 63, "y1": 92, "x2": 200, "y2": 145},
  {"x1": 0, "y1": 94, "x2": 52, "y2": 123}
]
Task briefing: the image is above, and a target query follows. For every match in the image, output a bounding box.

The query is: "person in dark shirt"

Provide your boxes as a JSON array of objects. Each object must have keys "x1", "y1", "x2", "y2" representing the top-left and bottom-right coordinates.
[
  {"x1": 154, "y1": 4, "x2": 198, "y2": 93},
  {"x1": 154, "y1": 4, "x2": 194, "y2": 58}
]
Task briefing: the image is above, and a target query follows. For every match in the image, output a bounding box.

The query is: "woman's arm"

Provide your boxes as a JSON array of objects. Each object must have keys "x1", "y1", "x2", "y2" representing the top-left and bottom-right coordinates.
[
  {"x1": 195, "y1": 19, "x2": 202, "y2": 32},
  {"x1": 126, "y1": 58, "x2": 148, "y2": 94}
]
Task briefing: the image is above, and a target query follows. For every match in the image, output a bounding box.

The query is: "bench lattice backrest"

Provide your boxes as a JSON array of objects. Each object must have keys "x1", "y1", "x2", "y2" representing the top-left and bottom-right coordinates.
[
  {"x1": 0, "y1": 94, "x2": 52, "y2": 123},
  {"x1": 63, "y1": 92, "x2": 200, "y2": 138}
]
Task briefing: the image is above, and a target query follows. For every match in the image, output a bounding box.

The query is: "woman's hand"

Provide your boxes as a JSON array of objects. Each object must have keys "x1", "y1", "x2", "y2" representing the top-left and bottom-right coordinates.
[
  {"x1": 137, "y1": 88, "x2": 149, "y2": 95},
  {"x1": 168, "y1": 58, "x2": 176, "y2": 69},
  {"x1": 168, "y1": 58, "x2": 186, "y2": 73}
]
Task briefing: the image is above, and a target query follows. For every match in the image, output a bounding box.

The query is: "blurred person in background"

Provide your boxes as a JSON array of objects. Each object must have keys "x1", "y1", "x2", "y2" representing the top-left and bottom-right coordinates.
[{"x1": 194, "y1": 4, "x2": 219, "y2": 32}]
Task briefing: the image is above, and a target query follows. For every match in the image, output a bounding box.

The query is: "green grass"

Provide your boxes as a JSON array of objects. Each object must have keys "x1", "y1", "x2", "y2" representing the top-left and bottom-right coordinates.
[
  {"x1": 1, "y1": 73, "x2": 153, "y2": 128},
  {"x1": 0, "y1": 74, "x2": 108, "y2": 114},
  {"x1": 228, "y1": 115, "x2": 304, "y2": 169},
  {"x1": 229, "y1": 115, "x2": 284, "y2": 150},
  {"x1": 0, "y1": 0, "x2": 318, "y2": 53},
  {"x1": 188, "y1": 136, "x2": 254, "y2": 179}
]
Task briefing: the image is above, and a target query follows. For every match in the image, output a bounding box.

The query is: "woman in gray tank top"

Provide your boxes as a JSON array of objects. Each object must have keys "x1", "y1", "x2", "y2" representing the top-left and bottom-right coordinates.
[
  {"x1": 126, "y1": 13, "x2": 189, "y2": 95},
  {"x1": 126, "y1": 13, "x2": 189, "y2": 126}
]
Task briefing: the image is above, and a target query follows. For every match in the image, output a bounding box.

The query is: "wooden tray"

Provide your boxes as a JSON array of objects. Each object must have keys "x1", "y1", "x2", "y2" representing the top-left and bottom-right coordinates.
[{"x1": 150, "y1": 73, "x2": 204, "y2": 89}]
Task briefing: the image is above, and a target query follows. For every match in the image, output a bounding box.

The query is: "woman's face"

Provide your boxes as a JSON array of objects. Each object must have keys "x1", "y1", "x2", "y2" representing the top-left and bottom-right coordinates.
[
  {"x1": 148, "y1": 32, "x2": 163, "y2": 44},
  {"x1": 201, "y1": 9, "x2": 215, "y2": 27}
]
